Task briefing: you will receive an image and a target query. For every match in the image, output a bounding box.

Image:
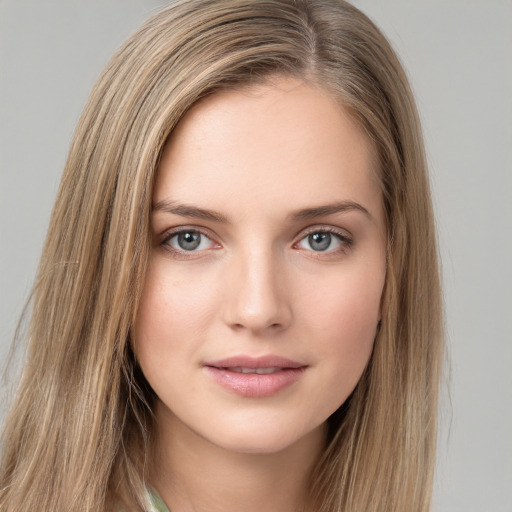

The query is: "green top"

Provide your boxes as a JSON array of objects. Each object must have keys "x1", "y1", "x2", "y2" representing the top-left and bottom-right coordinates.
[{"x1": 147, "y1": 488, "x2": 171, "y2": 512}]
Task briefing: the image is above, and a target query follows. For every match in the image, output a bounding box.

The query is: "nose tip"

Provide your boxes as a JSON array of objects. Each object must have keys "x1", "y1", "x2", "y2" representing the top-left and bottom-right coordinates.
[{"x1": 223, "y1": 255, "x2": 292, "y2": 334}]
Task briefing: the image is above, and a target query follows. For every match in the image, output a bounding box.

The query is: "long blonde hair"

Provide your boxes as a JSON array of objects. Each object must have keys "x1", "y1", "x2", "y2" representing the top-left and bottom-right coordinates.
[{"x1": 0, "y1": 1, "x2": 443, "y2": 510}]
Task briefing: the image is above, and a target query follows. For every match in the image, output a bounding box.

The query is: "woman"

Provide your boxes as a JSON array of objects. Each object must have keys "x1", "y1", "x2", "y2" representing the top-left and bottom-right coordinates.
[{"x1": 0, "y1": 1, "x2": 443, "y2": 511}]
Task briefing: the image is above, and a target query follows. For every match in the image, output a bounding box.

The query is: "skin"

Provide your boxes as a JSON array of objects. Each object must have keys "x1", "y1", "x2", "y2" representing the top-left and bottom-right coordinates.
[{"x1": 134, "y1": 76, "x2": 387, "y2": 512}]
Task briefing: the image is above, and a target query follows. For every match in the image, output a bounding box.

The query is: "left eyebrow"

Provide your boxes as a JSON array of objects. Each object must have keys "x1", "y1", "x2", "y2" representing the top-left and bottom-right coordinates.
[{"x1": 290, "y1": 201, "x2": 372, "y2": 221}]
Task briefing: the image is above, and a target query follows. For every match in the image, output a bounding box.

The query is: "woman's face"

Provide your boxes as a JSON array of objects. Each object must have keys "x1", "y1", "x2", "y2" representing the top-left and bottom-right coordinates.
[{"x1": 134, "y1": 77, "x2": 386, "y2": 454}]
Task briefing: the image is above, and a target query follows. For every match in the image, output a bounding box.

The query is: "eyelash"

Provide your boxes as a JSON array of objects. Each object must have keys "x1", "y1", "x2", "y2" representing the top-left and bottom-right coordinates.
[
  {"x1": 159, "y1": 226, "x2": 353, "y2": 259},
  {"x1": 160, "y1": 227, "x2": 219, "y2": 259},
  {"x1": 294, "y1": 227, "x2": 353, "y2": 256}
]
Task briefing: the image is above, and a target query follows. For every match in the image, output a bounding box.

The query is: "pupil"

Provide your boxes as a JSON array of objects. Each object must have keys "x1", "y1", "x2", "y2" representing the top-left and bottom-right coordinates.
[
  {"x1": 309, "y1": 232, "x2": 331, "y2": 251},
  {"x1": 178, "y1": 231, "x2": 200, "y2": 250}
]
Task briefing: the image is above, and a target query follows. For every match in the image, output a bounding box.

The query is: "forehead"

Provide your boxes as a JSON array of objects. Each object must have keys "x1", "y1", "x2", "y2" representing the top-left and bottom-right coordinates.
[{"x1": 154, "y1": 77, "x2": 381, "y2": 219}]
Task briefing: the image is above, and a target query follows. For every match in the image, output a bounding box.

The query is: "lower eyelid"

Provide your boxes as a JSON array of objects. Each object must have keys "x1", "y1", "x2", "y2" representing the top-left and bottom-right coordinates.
[
  {"x1": 293, "y1": 229, "x2": 354, "y2": 255},
  {"x1": 158, "y1": 226, "x2": 352, "y2": 256},
  {"x1": 160, "y1": 228, "x2": 218, "y2": 252}
]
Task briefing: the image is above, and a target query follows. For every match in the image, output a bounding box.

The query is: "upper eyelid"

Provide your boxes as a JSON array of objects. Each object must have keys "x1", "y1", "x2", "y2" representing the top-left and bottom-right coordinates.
[
  {"x1": 292, "y1": 226, "x2": 354, "y2": 254},
  {"x1": 160, "y1": 225, "x2": 218, "y2": 242},
  {"x1": 160, "y1": 227, "x2": 220, "y2": 257},
  {"x1": 157, "y1": 224, "x2": 352, "y2": 246},
  {"x1": 295, "y1": 224, "x2": 353, "y2": 241}
]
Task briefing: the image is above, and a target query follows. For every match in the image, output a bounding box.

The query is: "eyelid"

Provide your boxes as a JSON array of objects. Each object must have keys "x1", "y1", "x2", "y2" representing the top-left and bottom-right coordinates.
[
  {"x1": 157, "y1": 224, "x2": 353, "y2": 258},
  {"x1": 159, "y1": 225, "x2": 222, "y2": 256},
  {"x1": 295, "y1": 224, "x2": 353, "y2": 242},
  {"x1": 159, "y1": 224, "x2": 219, "y2": 241},
  {"x1": 292, "y1": 225, "x2": 354, "y2": 254}
]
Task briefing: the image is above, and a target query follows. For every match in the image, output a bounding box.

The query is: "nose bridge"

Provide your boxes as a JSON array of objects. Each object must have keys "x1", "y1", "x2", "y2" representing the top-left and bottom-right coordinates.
[{"x1": 224, "y1": 242, "x2": 291, "y2": 333}]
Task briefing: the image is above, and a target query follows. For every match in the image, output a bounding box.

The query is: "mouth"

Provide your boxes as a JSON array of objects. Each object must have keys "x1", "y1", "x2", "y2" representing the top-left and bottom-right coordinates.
[
  {"x1": 221, "y1": 366, "x2": 287, "y2": 374},
  {"x1": 203, "y1": 355, "x2": 308, "y2": 398}
]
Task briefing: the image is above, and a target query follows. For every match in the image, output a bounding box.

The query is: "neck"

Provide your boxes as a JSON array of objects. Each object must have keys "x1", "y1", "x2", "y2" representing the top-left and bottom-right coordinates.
[{"x1": 149, "y1": 403, "x2": 326, "y2": 512}]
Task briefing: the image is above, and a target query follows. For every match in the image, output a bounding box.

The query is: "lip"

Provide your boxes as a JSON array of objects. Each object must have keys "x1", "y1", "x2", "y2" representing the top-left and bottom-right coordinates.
[{"x1": 203, "y1": 355, "x2": 308, "y2": 398}]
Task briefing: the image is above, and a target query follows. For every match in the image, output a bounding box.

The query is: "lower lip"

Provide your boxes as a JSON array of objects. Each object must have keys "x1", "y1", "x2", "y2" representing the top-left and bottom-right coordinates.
[{"x1": 204, "y1": 366, "x2": 307, "y2": 398}]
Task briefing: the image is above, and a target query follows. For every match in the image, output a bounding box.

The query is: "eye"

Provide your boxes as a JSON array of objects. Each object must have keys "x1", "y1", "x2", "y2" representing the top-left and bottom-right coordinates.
[
  {"x1": 163, "y1": 229, "x2": 217, "y2": 253},
  {"x1": 296, "y1": 229, "x2": 352, "y2": 253}
]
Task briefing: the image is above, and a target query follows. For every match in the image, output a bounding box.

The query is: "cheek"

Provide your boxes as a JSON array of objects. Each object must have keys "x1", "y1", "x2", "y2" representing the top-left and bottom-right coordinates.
[
  {"x1": 301, "y1": 266, "x2": 384, "y2": 343},
  {"x1": 296, "y1": 263, "x2": 384, "y2": 410},
  {"x1": 133, "y1": 266, "x2": 207, "y2": 410},
  {"x1": 134, "y1": 261, "x2": 218, "y2": 347}
]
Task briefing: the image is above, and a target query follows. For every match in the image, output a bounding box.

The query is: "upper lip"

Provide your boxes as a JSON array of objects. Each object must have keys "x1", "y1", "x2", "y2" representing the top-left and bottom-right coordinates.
[{"x1": 204, "y1": 355, "x2": 306, "y2": 369}]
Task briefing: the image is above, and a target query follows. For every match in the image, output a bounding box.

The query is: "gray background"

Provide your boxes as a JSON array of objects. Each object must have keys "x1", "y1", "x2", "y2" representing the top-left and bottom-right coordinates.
[{"x1": 1, "y1": 1, "x2": 511, "y2": 511}]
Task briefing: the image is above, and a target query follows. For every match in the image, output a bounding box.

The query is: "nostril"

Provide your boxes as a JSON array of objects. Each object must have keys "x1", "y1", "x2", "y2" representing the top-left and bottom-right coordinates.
[{"x1": 229, "y1": 321, "x2": 284, "y2": 333}]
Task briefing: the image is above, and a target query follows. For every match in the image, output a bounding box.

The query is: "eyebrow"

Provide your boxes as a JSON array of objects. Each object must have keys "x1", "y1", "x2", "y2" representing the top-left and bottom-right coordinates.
[
  {"x1": 152, "y1": 199, "x2": 372, "y2": 224},
  {"x1": 290, "y1": 201, "x2": 372, "y2": 221},
  {"x1": 152, "y1": 199, "x2": 229, "y2": 223}
]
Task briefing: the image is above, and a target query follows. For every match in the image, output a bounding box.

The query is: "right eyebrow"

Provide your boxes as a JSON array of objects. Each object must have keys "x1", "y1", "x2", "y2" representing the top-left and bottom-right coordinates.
[{"x1": 152, "y1": 199, "x2": 229, "y2": 223}]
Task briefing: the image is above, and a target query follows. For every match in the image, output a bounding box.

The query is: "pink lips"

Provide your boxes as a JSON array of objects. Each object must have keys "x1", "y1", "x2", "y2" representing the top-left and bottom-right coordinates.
[{"x1": 203, "y1": 355, "x2": 307, "y2": 398}]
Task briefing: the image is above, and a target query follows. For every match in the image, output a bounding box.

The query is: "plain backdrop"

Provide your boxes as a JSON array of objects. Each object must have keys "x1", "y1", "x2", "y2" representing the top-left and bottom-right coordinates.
[{"x1": 1, "y1": 1, "x2": 511, "y2": 511}]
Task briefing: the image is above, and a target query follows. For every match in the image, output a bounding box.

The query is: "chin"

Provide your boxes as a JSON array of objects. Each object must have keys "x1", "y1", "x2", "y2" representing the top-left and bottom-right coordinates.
[{"x1": 200, "y1": 420, "x2": 326, "y2": 456}]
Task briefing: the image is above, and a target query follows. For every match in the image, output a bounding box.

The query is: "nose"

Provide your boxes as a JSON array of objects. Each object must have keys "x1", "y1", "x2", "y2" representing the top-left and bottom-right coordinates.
[{"x1": 222, "y1": 248, "x2": 292, "y2": 334}]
